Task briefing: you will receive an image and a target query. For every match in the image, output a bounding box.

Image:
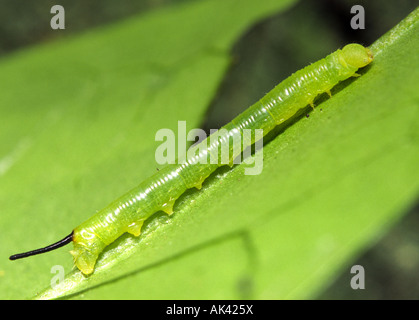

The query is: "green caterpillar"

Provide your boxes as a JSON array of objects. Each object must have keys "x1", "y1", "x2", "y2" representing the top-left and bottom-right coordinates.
[{"x1": 10, "y1": 43, "x2": 373, "y2": 275}]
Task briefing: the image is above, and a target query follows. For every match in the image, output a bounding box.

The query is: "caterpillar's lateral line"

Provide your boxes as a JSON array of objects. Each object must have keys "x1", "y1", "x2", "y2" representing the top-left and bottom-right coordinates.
[{"x1": 10, "y1": 44, "x2": 373, "y2": 274}]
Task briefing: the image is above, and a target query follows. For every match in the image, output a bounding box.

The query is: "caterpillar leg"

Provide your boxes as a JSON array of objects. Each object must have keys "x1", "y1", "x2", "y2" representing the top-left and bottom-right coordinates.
[
  {"x1": 309, "y1": 102, "x2": 315, "y2": 110},
  {"x1": 127, "y1": 220, "x2": 144, "y2": 237},
  {"x1": 71, "y1": 246, "x2": 100, "y2": 275},
  {"x1": 161, "y1": 199, "x2": 176, "y2": 215},
  {"x1": 70, "y1": 234, "x2": 106, "y2": 275},
  {"x1": 326, "y1": 90, "x2": 332, "y2": 97},
  {"x1": 194, "y1": 182, "x2": 203, "y2": 190},
  {"x1": 352, "y1": 73, "x2": 361, "y2": 77}
]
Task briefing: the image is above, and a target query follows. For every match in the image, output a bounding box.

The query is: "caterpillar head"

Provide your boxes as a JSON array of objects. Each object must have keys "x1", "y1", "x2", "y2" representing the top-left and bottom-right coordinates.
[{"x1": 341, "y1": 43, "x2": 374, "y2": 69}]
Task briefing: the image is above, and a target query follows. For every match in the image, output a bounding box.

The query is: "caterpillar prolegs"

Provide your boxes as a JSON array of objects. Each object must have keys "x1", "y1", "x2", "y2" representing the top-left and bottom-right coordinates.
[{"x1": 10, "y1": 43, "x2": 373, "y2": 274}]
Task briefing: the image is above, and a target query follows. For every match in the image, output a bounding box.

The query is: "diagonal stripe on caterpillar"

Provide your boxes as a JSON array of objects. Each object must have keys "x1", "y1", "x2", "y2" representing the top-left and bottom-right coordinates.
[{"x1": 10, "y1": 43, "x2": 373, "y2": 274}]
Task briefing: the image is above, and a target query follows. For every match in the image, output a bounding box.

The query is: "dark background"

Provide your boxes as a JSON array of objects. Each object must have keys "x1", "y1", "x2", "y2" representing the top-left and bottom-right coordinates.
[{"x1": 1, "y1": 0, "x2": 418, "y2": 299}]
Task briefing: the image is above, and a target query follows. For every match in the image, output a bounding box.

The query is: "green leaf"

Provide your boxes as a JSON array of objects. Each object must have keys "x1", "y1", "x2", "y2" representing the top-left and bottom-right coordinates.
[
  {"x1": 0, "y1": 0, "x2": 295, "y2": 299},
  {"x1": 1, "y1": 2, "x2": 418, "y2": 300}
]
